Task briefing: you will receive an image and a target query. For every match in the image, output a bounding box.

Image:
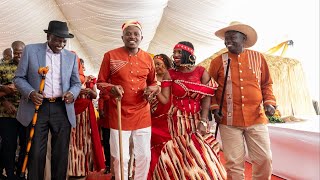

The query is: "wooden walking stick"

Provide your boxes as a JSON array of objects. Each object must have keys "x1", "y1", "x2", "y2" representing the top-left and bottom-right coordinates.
[
  {"x1": 116, "y1": 97, "x2": 124, "y2": 180},
  {"x1": 20, "y1": 66, "x2": 49, "y2": 178},
  {"x1": 214, "y1": 58, "x2": 231, "y2": 139}
]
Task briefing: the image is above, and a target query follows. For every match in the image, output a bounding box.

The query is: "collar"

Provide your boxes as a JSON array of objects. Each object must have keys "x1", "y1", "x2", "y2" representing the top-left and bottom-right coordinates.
[{"x1": 46, "y1": 44, "x2": 62, "y2": 55}]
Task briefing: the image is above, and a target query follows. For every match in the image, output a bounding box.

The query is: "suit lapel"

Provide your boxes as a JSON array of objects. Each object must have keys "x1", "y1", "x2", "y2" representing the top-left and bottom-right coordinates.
[
  {"x1": 61, "y1": 50, "x2": 68, "y2": 91},
  {"x1": 37, "y1": 43, "x2": 47, "y2": 68}
]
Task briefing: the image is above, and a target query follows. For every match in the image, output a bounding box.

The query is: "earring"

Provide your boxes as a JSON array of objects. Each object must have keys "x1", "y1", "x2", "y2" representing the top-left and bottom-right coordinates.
[
  {"x1": 171, "y1": 55, "x2": 174, "y2": 61},
  {"x1": 189, "y1": 55, "x2": 196, "y2": 63}
]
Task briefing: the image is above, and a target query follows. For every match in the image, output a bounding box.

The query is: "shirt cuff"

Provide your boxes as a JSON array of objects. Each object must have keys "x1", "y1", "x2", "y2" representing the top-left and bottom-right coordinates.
[{"x1": 28, "y1": 90, "x2": 35, "y2": 99}]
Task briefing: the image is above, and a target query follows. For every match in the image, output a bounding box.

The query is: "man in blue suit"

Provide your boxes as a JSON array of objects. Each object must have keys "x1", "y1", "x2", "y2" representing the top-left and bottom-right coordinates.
[{"x1": 14, "y1": 20, "x2": 81, "y2": 180}]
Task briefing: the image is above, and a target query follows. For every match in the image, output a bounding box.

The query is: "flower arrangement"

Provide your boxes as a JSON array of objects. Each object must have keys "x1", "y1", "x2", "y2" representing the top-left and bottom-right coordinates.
[{"x1": 267, "y1": 109, "x2": 285, "y2": 123}]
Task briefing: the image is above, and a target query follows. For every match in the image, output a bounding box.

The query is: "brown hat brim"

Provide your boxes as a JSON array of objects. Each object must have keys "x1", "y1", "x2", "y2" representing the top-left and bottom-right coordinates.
[{"x1": 215, "y1": 24, "x2": 257, "y2": 48}]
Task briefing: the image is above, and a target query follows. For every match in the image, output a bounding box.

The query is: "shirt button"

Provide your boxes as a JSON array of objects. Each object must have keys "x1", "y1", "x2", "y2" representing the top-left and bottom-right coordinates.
[
  {"x1": 137, "y1": 71, "x2": 139, "y2": 73},
  {"x1": 130, "y1": 71, "x2": 133, "y2": 73},
  {"x1": 241, "y1": 87, "x2": 244, "y2": 90},
  {"x1": 131, "y1": 88, "x2": 134, "y2": 90},
  {"x1": 240, "y1": 78, "x2": 243, "y2": 81},
  {"x1": 239, "y1": 62, "x2": 241, "y2": 65},
  {"x1": 241, "y1": 96, "x2": 244, "y2": 98},
  {"x1": 242, "y1": 104, "x2": 245, "y2": 107},
  {"x1": 137, "y1": 87, "x2": 140, "y2": 90},
  {"x1": 131, "y1": 79, "x2": 134, "y2": 81},
  {"x1": 239, "y1": 70, "x2": 242, "y2": 73}
]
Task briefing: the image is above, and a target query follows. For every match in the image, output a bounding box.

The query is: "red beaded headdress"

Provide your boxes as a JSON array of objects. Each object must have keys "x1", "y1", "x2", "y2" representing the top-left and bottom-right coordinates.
[{"x1": 174, "y1": 43, "x2": 194, "y2": 55}]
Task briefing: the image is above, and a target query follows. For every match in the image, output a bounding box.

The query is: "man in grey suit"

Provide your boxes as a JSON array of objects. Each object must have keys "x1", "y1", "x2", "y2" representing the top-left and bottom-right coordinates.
[{"x1": 14, "y1": 20, "x2": 81, "y2": 180}]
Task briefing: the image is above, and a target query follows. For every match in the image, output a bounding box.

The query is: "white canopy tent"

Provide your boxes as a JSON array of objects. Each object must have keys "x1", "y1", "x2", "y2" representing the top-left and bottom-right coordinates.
[
  {"x1": 0, "y1": 0, "x2": 319, "y2": 101},
  {"x1": 1, "y1": 1, "x2": 319, "y2": 179}
]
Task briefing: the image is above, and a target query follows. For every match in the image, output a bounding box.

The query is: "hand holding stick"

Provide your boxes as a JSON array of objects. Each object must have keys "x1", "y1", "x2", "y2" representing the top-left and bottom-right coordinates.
[{"x1": 20, "y1": 66, "x2": 49, "y2": 178}]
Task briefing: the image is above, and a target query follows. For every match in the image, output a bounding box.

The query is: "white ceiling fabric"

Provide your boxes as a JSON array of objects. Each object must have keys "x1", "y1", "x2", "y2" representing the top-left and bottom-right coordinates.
[{"x1": 0, "y1": 0, "x2": 319, "y2": 100}]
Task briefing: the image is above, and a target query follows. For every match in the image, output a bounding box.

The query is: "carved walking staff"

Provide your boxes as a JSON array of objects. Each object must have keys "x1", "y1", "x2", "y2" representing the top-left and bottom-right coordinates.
[
  {"x1": 116, "y1": 97, "x2": 124, "y2": 180},
  {"x1": 20, "y1": 66, "x2": 49, "y2": 178}
]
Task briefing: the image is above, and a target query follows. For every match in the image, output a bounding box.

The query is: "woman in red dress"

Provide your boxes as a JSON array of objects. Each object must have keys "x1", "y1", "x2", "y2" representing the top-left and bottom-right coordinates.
[
  {"x1": 148, "y1": 42, "x2": 227, "y2": 180},
  {"x1": 148, "y1": 54, "x2": 172, "y2": 179},
  {"x1": 68, "y1": 60, "x2": 105, "y2": 177}
]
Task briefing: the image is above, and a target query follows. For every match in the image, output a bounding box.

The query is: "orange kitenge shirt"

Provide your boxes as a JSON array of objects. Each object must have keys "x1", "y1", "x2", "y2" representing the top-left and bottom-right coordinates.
[
  {"x1": 208, "y1": 49, "x2": 276, "y2": 127},
  {"x1": 97, "y1": 47, "x2": 157, "y2": 130}
]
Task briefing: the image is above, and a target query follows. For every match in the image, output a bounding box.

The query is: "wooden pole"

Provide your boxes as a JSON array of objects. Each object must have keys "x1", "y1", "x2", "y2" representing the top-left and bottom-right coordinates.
[{"x1": 116, "y1": 97, "x2": 124, "y2": 180}]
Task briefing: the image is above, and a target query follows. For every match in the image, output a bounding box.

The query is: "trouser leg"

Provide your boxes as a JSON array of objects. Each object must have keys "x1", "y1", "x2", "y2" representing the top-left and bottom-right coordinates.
[
  {"x1": 244, "y1": 124, "x2": 272, "y2": 180},
  {"x1": 132, "y1": 127, "x2": 151, "y2": 180},
  {"x1": 49, "y1": 102, "x2": 71, "y2": 180},
  {"x1": 219, "y1": 124, "x2": 246, "y2": 180},
  {"x1": 110, "y1": 129, "x2": 131, "y2": 180},
  {"x1": 102, "y1": 127, "x2": 111, "y2": 168},
  {"x1": 16, "y1": 122, "x2": 27, "y2": 176},
  {"x1": 0, "y1": 117, "x2": 18, "y2": 179}
]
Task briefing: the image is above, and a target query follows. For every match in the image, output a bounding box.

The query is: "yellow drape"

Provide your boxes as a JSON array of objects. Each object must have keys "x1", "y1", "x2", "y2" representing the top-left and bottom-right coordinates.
[{"x1": 264, "y1": 40, "x2": 293, "y2": 57}]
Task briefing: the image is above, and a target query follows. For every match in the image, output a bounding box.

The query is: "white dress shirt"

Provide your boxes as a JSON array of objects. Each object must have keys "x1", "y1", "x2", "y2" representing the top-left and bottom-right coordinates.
[{"x1": 43, "y1": 45, "x2": 63, "y2": 98}]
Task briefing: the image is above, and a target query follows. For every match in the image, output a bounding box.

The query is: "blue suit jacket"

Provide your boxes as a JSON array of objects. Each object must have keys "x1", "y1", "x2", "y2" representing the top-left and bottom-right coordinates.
[{"x1": 14, "y1": 43, "x2": 81, "y2": 127}]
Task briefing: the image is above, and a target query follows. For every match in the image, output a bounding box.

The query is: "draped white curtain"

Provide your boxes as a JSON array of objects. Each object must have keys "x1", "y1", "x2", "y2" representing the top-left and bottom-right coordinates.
[{"x1": 0, "y1": 0, "x2": 319, "y2": 100}]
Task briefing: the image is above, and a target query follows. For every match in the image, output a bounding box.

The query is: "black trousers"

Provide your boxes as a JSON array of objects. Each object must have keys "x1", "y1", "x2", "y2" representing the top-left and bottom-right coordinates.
[
  {"x1": 0, "y1": 117, "x2": 19, "y2": 179},
  {"x1": 27, "y1": 101, "x2": 71, "y2": 180},
  {"x1": 16, "y1": 123, "x2": 27, "y2": 177},
  {"x1": 101, "y1": 127, "x2": 111, "y2": 168}
]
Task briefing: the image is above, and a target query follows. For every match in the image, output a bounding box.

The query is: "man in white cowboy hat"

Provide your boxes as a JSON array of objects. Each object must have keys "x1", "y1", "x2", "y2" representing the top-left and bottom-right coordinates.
[
  {"x1": 209, "y1": 21, "x2": 277, "y2": 179},
  {"x1": 14, "y1": 20, "x2": 81, "y2": 180}
]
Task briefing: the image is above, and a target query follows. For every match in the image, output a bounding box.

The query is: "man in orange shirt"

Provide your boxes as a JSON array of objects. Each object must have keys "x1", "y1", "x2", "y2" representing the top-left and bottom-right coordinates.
[
  {"x1": 209, "y1": 22, "x2": 276, "y2": 179},
  {"x1": 97, "y1": 20, "x2": 159, "y2": 180}
]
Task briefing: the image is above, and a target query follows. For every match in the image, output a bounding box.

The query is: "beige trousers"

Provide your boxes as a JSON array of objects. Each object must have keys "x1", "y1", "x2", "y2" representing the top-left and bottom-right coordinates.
[{"x1": 220, "y1": 124, "x2": 272, "y2": 180}]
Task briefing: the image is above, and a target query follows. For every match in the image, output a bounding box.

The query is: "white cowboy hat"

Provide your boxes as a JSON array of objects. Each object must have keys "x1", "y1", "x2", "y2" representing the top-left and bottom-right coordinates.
[{"x1": 215, "y1": 21, "x2": 257, "y2": 48}]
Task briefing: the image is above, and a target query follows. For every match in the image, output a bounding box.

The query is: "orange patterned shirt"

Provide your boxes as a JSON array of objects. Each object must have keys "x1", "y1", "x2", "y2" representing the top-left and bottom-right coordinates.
[
  {"x1": 97, "y1": 47, "x2": 157, "y2": 130},
  {"x1": 209, "y1": 49, "x2": 276, "y2": 127}
]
